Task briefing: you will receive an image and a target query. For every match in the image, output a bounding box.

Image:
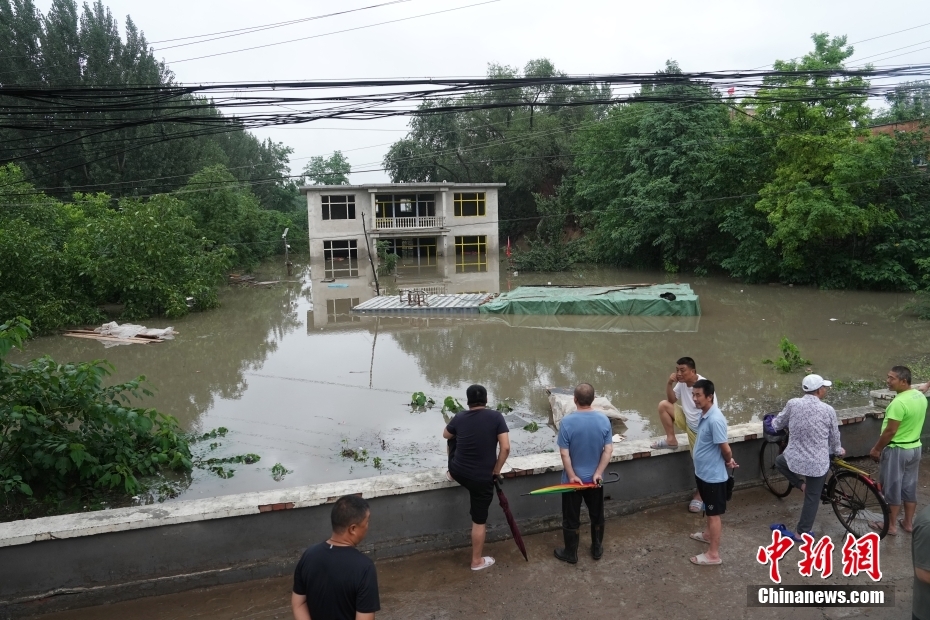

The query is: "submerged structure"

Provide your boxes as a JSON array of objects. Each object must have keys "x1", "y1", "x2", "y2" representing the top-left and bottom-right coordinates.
[
  {"x1": 301, "y1": 182, "x2": 505, "y2": 279},
  {"x1": 478, "y1": 283, "x2": 699, "y2": 316}
]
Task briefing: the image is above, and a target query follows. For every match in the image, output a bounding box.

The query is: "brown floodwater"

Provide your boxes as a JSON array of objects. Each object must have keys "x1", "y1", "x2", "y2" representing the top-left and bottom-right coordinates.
[{"x1": 9, "y1": 257, "x2": 930, "y2": 503}]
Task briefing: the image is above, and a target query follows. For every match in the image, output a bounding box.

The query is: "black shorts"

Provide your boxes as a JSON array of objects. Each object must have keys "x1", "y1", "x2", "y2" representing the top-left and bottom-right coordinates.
[
  {"x1": 450, "y1": 472, "x2": 494, "y2": 525},
  {"x1": 695, "y1": 476, "x2": 728, "y2": 516}
]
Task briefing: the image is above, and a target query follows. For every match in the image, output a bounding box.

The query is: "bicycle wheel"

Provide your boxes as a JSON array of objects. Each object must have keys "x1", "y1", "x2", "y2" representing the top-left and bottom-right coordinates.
[
  {"x1": 759, "y1": 441, "x2": 791, "y2": 498},
  {"x1": 827, "y1": 470, "x2": 890, "y2": 539}
]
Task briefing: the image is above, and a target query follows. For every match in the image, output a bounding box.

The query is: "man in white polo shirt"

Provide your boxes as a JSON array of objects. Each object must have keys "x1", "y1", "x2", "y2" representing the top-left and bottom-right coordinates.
[{"x1": 651, "y1": 356, "x2": 718, "y2": 513}]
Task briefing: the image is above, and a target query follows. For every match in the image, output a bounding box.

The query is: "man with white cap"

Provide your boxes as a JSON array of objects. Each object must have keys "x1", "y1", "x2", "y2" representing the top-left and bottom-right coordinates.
[{"x1": 769, "y1": 374, "x2": 844, "y2": 541}]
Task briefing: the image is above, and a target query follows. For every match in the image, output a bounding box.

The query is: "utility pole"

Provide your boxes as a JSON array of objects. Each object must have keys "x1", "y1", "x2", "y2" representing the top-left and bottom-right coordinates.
[
  {"x1": 282, "y1": 228, "x2": 292, "y2": 276},
  {"x1": 360, "y1": 212, "x2": 380, "y2": 295}
]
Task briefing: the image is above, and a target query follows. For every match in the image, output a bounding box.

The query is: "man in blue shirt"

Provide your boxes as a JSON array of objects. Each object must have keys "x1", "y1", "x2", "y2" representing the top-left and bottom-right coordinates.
[
  {"x1": 554, "y1": 383, "x2": 614, "y2": 564},
  {"x1": 688, "y1": 379, "x2": 737, "y2": 566}
]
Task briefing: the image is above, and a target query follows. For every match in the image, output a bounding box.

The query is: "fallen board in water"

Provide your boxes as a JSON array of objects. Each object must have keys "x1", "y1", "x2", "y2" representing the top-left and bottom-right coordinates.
[
  {"x1": 547, "y1": 387, "x2": 629, "y2": 430},
  {"x1": 63, "y1": 332, "x2": 157, "y2": 344}
]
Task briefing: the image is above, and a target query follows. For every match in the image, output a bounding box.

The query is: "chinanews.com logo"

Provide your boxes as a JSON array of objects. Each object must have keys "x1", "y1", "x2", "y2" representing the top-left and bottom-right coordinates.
[{"x1": 747, "y1": 530, "x2": 894, "y2": 607}]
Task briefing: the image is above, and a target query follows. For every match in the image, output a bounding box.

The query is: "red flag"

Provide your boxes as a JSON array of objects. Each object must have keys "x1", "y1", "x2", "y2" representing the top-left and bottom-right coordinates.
[
  {"x1": 727, "y1": 87, "x2": 736, "y2": 96},
  {"x1": 506, "y1": 236, "x2": 512, "y2": 258}
]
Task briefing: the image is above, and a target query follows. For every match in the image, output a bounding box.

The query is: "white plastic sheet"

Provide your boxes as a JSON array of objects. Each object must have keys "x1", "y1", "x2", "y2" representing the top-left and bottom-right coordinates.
[{"x1": 93, "y1": 322, "x2": 176, "y2": 347}]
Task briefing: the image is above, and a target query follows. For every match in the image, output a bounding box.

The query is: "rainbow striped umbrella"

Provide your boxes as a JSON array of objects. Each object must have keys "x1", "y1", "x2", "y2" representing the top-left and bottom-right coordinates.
[{"x1": 523, "y1": 471, "x2": 619, "y2": 495}]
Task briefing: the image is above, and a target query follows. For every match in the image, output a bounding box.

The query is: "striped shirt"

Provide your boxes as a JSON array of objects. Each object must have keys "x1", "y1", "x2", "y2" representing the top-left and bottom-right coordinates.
[{"x1": 771, "y1": 394, "x2": 843, "y2": 478}]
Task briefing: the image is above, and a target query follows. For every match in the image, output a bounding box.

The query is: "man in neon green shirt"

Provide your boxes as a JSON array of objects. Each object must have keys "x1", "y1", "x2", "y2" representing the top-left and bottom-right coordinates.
[{"x1": 870, "y1": 366, "x2": 928, "y2": 536}]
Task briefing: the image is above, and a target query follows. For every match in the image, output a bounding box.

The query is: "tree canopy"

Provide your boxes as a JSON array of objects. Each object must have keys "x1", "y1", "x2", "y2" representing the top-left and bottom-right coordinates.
[
  {"x1": 384, "y1": 38, "x2": 930, "y2": 296},
  {"x1": 0, "y1": 0, "x2": 300, "y2": 212},
  {"x1": 303, "y1": 151, "x2": 352, "y2": 185}
]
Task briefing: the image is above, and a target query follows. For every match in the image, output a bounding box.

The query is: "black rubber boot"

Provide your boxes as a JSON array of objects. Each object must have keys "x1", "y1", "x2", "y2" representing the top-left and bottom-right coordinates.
[
  {"x1": 591, "y1": 524, "x2": 604, "y2": 560},
  {"x1": 554, "y1": 528, "x2": 579, "y2": 564}
]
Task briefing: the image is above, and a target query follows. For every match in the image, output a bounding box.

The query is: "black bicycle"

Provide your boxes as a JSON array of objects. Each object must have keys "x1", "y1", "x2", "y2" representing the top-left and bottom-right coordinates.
[{"x1": 760, "y1": 418, "x2": 891, "y2": 539}]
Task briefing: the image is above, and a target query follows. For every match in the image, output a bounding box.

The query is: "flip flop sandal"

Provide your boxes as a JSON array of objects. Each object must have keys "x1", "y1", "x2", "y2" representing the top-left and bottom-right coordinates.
[
  {"x1": 690, "y1": 553, "x2": 721, "y2": 566},
  {"x1": 870, "y1": 520, "x2": 894, "y2": 535},
  {"x1": 688, "y1": 500, "x2": 704, "y2": 513},
  {"x1": 650, "y1": 438, "x2": 680, "y2": 450},
  {"x1": 471, "y1": 556, "x2": 495, "y2": 571},
  {"x1": 770, "y1": 523, "x2": 803, "y2": 542},
  {"x1": 898, "y1": 518, "x2": 912, "y2": 534},
  {"x1": 689, "y1": 531, "x2": 710, "y2": 544}
]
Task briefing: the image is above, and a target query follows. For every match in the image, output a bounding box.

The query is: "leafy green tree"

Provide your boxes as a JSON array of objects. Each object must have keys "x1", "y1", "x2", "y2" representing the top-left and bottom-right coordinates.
[
  {"x1": 303, "y1": 151, "x2": 352, "y2": 185},
  {"x1": 874, "y1": 81, "x2": 930, "y2": 124},
  {"x1": 751, "y1": 34, "x2": 901, "y2": 286},
  {"x1": 71, "y1": 194, "x2": 233, "y2": 318},
  {"x1": 0, "y1": 165, "x2": 101, "y2": 331},
  {"x1": 179, "y1": 164, "x2": 296, "y2": 268},
  {"x1": 384, "y1": 59, "x2": 609, "y2": 238},
  {"x1": 571, "y1": 62, "x2": 732, "y2": 271},
  {"x1": 0, "y1": 0, "x2": 299, "y2": 211}
]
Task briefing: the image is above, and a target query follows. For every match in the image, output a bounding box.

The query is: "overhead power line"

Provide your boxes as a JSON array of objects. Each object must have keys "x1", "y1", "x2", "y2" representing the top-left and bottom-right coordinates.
[
  {"x1": 151, "y1": 0, "x2": 415, "y2": 49},
  {"x1": 166, "y1": 0, "x2": 502, "y2": 64},
  {"x1": 2, "y1": 65, "x2": 928, "y2": 189}
]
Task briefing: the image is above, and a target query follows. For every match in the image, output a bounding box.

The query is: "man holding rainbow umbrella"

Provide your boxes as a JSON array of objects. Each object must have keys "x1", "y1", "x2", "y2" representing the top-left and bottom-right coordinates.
[{"x1": 551, "y1": 383, "x2": 614, "y2": 563}]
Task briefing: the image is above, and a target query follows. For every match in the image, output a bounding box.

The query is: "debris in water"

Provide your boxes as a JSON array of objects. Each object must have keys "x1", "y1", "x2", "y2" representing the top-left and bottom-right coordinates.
[
  {"x1": 546, "y1": 387, "x2": 629, "y2": 430},
  {"x1": 63, "y1": 322, "x2": 177, "y2": 347}
]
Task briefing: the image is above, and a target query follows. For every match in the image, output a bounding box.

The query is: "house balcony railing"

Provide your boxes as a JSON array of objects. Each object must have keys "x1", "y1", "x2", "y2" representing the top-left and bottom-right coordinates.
[{"x1": 374, "y1": 216, "x2": 444, "y2": 230}]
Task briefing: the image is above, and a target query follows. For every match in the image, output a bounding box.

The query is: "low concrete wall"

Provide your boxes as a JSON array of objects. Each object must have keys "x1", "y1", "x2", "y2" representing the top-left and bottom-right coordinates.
[{"x1": 0, "y1": 405, "x2": 925, "y2": 619}]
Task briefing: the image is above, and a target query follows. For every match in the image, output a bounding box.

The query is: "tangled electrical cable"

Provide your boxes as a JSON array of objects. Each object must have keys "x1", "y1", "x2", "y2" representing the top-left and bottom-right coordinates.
[{"x1": 1, "y1": 65, "x2": 929, "y2": 184}]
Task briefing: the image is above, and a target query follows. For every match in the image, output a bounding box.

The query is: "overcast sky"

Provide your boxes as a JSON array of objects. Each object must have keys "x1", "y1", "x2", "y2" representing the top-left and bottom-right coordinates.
[{"x1": 33, "y1": 0, "x2": 930, "y2": 182}]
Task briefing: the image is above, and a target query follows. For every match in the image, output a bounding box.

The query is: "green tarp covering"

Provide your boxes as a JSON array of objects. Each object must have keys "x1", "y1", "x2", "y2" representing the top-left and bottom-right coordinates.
[{"x1": 478, "y1": 284, "x2": 700, "y2": 316}]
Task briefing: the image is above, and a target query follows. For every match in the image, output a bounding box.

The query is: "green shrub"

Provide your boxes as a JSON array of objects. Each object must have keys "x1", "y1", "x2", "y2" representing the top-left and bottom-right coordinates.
[
  {"x1": 0, "y1": 318, "x2": 193, "y2": 511},
  {"x1": 763, "y1": 337, "x2": 812, "y2": 373}
]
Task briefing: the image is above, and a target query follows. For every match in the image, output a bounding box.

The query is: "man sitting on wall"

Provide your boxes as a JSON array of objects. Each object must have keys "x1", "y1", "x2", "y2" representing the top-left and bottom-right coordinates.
[
  {"x1": 292, "y1": 495, "x2": 380, "y2": 620},
  {"x1": 651, "y1": 356, "x2": 718, "y2": 513},
  {"x1": 442, "y1": 384, "x2": 510, "y2": 571}
]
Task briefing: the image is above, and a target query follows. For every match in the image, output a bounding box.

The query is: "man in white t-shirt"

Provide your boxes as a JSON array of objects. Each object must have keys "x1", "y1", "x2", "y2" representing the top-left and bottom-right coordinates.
[{"x1": 650, "y1": 356, "x2": 719, "y2": 513}]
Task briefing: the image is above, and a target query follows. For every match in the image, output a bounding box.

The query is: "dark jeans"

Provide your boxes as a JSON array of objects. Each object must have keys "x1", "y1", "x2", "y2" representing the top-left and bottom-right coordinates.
[
  {"x1": 774, "y1": 453, "x2": 827, "y2": 534},
  {"x1": 561, "y1": 486, "x2": 604, "y2": 530}
]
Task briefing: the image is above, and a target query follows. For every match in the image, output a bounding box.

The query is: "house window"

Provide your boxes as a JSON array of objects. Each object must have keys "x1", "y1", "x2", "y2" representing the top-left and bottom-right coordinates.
[
  {"x1": 454, "y1": 235, "x2": 487, "y2": 273},
  {"x1": 322, "y1": 195, "x2": 356, "y2": 220},
  {"x1": 380, "y1": 237, "x2": 437, "y2": 268},
  {"x1": 323, "y1": 239, "x2": 359, "y2": 278},
  {"x1": 327, "y1": 298, "x2": 360, "y2": 323},
  {"x1": 375, "y1": 194, "x2": 435, "y2": 218},
  {"x1": 454, "y1": 192, "x2": 486, "y2": 217}
]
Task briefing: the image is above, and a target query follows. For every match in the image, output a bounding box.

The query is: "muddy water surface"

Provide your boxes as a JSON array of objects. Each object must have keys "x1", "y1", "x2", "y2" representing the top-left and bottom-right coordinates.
[{"x1": 11, "y1": 259, "x2": 930, "y2": 502}]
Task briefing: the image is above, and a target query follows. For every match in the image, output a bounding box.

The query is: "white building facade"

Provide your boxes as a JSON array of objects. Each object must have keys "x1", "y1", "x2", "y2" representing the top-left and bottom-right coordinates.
[{"x1": 301, "y1": 182, "x2": 504, "y2": 280}]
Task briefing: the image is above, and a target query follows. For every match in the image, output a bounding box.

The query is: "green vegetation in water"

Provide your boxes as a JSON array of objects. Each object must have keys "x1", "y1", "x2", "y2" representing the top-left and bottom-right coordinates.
[
  {"x1": 442, "y1": 397, "x2": 465, "y2": 414},
  {"x1": 0, "y1": 164, "x2": 303, "y2": 333},
  {"x1": 197, "y1": 428, "x2": 229, "y2": 441},
  {"x1": 908, "y1": 356, "x2": 930, "y2": 382},
  {"x1": 376, "y1": 241, "x2": 398, "y2": 277},
  {"x1": 496, "y1": 400, "x2": 515, "y2": 413},
  {"x1": 763, "y1": 337, "x2": 812, "y2": 373},
  {"x1": 831, "y1": 379, "x2": 881, "y2": 394},
  {"x1": 271, "y1": 463, "x2": 292, "y2": 482},
  {"x1": 340, "y1": 439, "x2": 370, "y2": 463},
  {"x1": 372, "y1": 457, "x2": 384, "y2": 470},
  {"x1": 523, "y1": 421, "x2": 540, "y2": 432},
  {"x1": 0, "y1": 317, "x2": 256, "y2": 521},
  {"x1": 410, "y1": 391, "x2": 435, "y2": 409}
]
